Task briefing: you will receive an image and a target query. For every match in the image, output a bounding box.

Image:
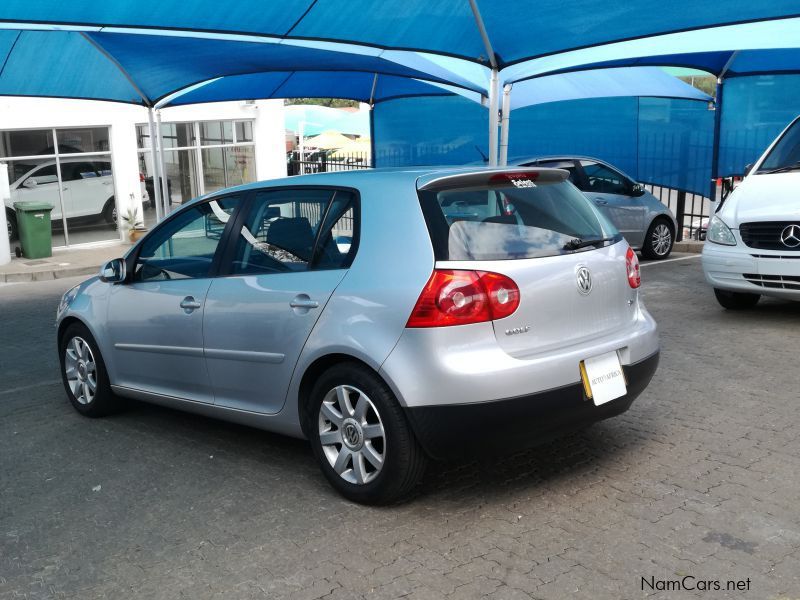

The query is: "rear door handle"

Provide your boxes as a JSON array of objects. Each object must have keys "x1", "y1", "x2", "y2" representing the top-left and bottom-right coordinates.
[
  {"x1": 180, "y1": 296, "x2": 202, "y2": 312},
  {"x1": 594, "y1": 199, "x2": 608, "y2": 205},
  {"x1": 290, "y1": 295, "x2": 319, "y2": 309}
]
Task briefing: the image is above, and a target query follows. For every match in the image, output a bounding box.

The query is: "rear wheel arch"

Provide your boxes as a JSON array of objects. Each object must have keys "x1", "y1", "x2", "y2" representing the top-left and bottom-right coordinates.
[{"x1": 297, "y1": 354, "x2": 387, "y2": 438}]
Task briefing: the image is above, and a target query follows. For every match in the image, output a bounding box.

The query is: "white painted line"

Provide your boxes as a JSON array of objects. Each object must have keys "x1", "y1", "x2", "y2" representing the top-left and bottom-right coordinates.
[{"x1": 641, "y1": 254, "x2": 701, "y2": 267}]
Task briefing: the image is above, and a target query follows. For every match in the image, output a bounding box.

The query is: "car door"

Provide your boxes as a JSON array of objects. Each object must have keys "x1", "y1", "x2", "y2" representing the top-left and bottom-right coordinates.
[
  {"x1": 59, "y1": 161, "x2": 111, "y2": 218},
  {"x1": 203, "y1": 187, "x2": 358, "y2": 414},
  {"x1": 578, "y1": 160, "x2": 647, "y2": 246},
  {"x1": 13, "y1": 163, "x2": 64, "y2": 219},
  {"x1": 106, "y1": 195, "x2": 242, "y2": 403}
]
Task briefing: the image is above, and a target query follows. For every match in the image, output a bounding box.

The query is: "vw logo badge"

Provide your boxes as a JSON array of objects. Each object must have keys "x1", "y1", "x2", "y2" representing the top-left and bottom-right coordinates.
[
  {"x1": 343, "y1": 422, "x2": 361, "y2": 448},
  {"x1": 576, "y1": 266, "x2": 592, "y2": 295},
  {"x1": 780, "y1": 224, "x2": 800, "y2": 248}
]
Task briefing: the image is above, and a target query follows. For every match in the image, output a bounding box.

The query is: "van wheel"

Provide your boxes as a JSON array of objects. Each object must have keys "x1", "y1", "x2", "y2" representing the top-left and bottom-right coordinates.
[
  {"x1": 308, "y1": 363, "x2": 427, "y2": 504},
  {"x1": 59, "y1": 322, "x2": 121, "y2": 417},
  {"x1": 102, "y1": 198, "x2": 117, "y2": 228},
  {"x1": 6, "y1": 209, "x2": 17, "y2": 241},
  {"x1": 642, "y1": 218, "x2": 674, "y2": 260},
  {"x1": 714, "y1": 289, "x2": 760, "y2": 310}
]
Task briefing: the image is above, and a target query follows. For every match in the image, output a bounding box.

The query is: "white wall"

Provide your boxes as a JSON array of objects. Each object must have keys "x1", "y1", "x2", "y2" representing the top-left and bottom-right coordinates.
[{"x1": 0, "y1": 97, "x2": 286, "y2": 247}]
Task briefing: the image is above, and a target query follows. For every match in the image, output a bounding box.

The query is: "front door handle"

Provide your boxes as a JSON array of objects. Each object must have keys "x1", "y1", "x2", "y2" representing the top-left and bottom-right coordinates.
[
  {"x1": 180, "y1": 296, "x2": 202, "y2": 312},
  {"x1": 594, "y1": 199, "x2": 608, "y2": 205},
  {"x1": 290, "y1": 295, "x2": 319, "y2": 309}
]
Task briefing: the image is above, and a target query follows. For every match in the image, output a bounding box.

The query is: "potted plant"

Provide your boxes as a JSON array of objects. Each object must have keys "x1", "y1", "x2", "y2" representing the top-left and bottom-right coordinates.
[{"x1": 121, "y1": 205, "x2": 147, "y2": 242}]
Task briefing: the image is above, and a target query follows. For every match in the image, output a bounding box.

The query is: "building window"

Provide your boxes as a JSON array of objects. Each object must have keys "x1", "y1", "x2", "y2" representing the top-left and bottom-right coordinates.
[
  {"x1": 1, "y1": 127, "x2": 118, "y2": 247},
  {"x1": 137, "y1": 119, "x2": 256, "y2": 212}
]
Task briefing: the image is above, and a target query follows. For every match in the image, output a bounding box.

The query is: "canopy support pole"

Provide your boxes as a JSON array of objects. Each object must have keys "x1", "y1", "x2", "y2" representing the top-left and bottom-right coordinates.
[
  {"x1": 710, "y1": 51, "x2": 737, "y2": 211},
  {"x1": 488, "y1": 69, "x2": 499, "y2": 166},
  {"x1": 147, "y1": 107, "x2": 164, "y2": 223},
  {"x1": 468, "y1": 0, "x2": 500, "y2": 166},
  {"x1": 155, "y1": 109, "x2": 170, "y2": 217},
  {"x1": 499, "y1": 84, "x2": 512, "y2": 166}
]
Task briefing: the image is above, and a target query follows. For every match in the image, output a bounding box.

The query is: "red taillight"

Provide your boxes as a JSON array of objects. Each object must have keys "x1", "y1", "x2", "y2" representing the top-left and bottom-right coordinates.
[
  {"x1": 406, "y1": 269, "x2": 520, "y2": 328},
  {"x1": 139, "y1": 172, "x2": 146, "y2": 182},
  {"x1": 626, "y1": 247, "x2": 641, "y2": 289}
]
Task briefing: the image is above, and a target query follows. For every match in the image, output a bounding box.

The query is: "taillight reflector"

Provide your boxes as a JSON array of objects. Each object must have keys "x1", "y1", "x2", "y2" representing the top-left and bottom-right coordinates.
[
  {"x1": 626, "y1": 247, "x2": 641, "y2": 289},
  {"x1": 406, "y1": 269, "x2": 520, "y2": 328}
]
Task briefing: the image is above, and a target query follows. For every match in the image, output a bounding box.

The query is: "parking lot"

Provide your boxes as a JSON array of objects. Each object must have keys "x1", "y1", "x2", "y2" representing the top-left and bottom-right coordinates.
[{"x1": 1, "y1": 255, "x2": 798, "y2": 599}]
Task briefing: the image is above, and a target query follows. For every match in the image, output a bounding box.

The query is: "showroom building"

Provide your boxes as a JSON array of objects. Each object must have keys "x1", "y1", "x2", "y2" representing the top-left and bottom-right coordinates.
[{"x1": 0, "y1": 97, "x2": 285, "y2": 249}]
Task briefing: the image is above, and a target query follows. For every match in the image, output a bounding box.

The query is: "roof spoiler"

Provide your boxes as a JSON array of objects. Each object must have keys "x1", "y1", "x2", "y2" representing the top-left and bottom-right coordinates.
[{"x1": 418, "y1": 167, "x2": 569, "y2": 191}]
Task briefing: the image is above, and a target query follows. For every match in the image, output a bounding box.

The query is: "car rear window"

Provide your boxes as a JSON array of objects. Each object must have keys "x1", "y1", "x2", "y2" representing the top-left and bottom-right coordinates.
[{"x1": 418, "y1": 175, "x2": 618, "y2": 261}]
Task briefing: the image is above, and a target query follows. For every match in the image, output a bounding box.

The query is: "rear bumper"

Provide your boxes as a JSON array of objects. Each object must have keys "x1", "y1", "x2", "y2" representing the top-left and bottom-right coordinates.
[{"x1": 404, "y1": 351, "x2": 659, "y2": 460}]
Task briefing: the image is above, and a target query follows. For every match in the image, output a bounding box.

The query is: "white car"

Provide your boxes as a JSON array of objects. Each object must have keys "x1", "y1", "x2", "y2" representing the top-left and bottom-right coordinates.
[
  {"x1": 702, "y1": 115, "x2": 800, "y2": 308},
  {"x1": 5, "y1": 158, "x2": 149, "y2": 240}
]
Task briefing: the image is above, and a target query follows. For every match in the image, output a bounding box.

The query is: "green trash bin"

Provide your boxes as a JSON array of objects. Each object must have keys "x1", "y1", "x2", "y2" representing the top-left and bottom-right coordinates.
[{"x1": 13, "y1": 201, "x2": 54, "y2": 259}]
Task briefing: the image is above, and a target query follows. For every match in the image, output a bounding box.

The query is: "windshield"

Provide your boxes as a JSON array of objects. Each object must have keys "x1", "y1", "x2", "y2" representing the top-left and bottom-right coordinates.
[
  {"x1": 757, "y1": 118, "x2": 800, "y2": 173},
  {"x1": 418, "y1": 179, "x2": 620, "y2": 261}
]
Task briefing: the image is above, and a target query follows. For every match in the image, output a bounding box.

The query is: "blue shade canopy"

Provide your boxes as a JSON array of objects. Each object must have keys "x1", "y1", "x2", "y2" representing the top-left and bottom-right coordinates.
[
  {"x1": 2, "y1": 0, "x2": 800, "y2": 67},
  {"x1": 510, "y1": 67, "x2": 710, "y2": 110},
  {"x1": 501, "y1": 16, "x2": 800, "y2": 82},
  {"x1": 0, "y1": 30, "x2": 143, "y2": 103},
  {"x1": 167, "y1": 72, "x2": 454, "y2": 107},
  {"x1": 0, "y1": 29, "x2": 485, "y2": 105}
]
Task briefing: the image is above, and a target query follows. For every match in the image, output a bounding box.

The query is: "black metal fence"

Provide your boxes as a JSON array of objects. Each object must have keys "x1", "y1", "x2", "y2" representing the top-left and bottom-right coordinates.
[
  {"x1": 641, "y1": 183, "x2": 710, "y2": 242},
  {"x1": 287, "y1": 151, "x2": 372, "y2": 175}
]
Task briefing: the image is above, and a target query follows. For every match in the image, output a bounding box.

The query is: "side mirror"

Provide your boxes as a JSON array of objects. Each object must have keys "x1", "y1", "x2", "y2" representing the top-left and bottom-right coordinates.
[
  {"x1": 22, "y1": 178, "x2": 38, "y2": 189},
  {"x1": 743, "y1": 163, "x2": 754, "y2": 176},
  {"x1": 630, "y1": 182, "x2": 646, "y2": 197},
  {"x1": 99, "y1": 258, "x2": 127, "y2": 284}
]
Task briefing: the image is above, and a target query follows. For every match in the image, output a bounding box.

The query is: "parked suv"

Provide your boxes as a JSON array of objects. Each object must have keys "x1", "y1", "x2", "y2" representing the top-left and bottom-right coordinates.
[
  {"x1": 517, "y1": 157, "x2": 678, "y2": 259},
  {"x1": 703, "y1": 115, "x2": 800, "y2": 308},
  {"x1": 56, "y1": 167, "x2": 660, "y2": 503},
  {"x1": 6, "y1": 158, "x2": 148, "y2": 240}
]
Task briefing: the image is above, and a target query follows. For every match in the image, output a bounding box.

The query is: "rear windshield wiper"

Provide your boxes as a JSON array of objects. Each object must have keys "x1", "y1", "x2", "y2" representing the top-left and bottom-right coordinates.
[
  {"x1": 563, "y1": 236, "x2": 615, "y2": 251},
  {"x1": 760, "y1": 161, "x2": 800, "y2": 174}
]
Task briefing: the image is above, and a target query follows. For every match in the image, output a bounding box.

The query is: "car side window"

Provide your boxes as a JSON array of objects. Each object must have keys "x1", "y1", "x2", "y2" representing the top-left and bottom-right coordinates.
[
  {"x1": 533, "y1": 160, "x2": 580, "y2": 187},
  {"x1": 26, "y1": 164, "x2": 58, "y2": 186},
  {"x1": 134, "y1": 196, "x2": 240, "y2": 282},
  {"x1": 229, "y1": 188, "x2": 357, "y2": 275},
  {"x1": 62, "y1": 162, "x2": 99, "y2": 182},
  {"x1": 580, "y1": 161, "x2": 630, "y2": 195}
]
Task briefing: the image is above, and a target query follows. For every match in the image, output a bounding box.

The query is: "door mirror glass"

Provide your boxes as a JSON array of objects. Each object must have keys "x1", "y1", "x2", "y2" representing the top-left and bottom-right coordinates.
[
  {"x1": 99, "y1": 258, "x2": 127, "y2": 283},
  {"x1": 22, "y1": 178, "x2": 38, "y2": 189},
  {"x1": 630, "y1": 182, "x2": 646, "y2": 197}
]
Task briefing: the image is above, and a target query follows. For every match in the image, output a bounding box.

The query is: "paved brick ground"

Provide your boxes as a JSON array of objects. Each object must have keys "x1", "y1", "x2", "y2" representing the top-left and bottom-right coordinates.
[{"x1": 1, "y1": 256, "x2": 799, "y2": 599}]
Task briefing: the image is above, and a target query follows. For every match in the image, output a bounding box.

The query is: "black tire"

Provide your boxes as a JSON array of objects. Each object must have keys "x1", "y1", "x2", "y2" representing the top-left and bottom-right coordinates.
[
  {"x1": 641, "y1": 217, "x2": 675, "y2": 260},
  {"x1": 307, "y1": 363, "x2": 427, "y2": 504},
  {"x1": 6, "y1": 209, "x2": 17, "y2": 242},
  {"x1": 714, "y1": 288, "x2": 760, "y2": 310},
  {"x1": 58, "y1": 322, "x2": 121, "y2": 417},
  {"x1": 102, "y1": 197, "x2": 117, "y2": 228}
]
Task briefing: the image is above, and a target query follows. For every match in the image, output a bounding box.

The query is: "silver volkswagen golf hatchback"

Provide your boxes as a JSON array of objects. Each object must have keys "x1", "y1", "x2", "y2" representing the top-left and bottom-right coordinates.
[{"x1": 57, "y1": 167, "x2": 660, "y2": 504}]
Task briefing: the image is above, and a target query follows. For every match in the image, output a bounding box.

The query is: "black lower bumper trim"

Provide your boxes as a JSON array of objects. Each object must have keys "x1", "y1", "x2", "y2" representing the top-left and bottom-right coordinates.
[{"x1": 405, "y1": 352, "x2": 659, "y2": 460}]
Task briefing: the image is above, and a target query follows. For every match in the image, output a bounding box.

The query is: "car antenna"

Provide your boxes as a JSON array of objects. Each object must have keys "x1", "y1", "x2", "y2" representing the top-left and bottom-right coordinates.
[{"x1": 475, "y1": 146, "x2": 488, "y2": 163}]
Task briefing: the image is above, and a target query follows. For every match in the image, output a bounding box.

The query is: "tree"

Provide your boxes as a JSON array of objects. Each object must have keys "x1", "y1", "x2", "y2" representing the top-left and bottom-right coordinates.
[{"x1": 285, "y1": 98, "x2": 359, "y2": 108}]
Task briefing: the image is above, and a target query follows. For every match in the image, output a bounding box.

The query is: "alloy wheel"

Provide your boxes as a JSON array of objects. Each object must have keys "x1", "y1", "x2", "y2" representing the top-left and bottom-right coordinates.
[
  {"x1": 318, "y1": 385, "x2": 386, "y2": 485},
  {"x1": 651, "y1": 223, "x2": 672, "y2": 256},
  {"x1": 64, "y1": 336, "x2": 98, "y2": 405}
]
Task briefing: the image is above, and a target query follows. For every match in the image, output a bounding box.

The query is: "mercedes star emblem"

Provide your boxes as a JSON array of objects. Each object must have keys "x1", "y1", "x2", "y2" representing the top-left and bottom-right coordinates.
[{"x1": 780, "y1": 224, "x2": 800, "y2": 248}]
